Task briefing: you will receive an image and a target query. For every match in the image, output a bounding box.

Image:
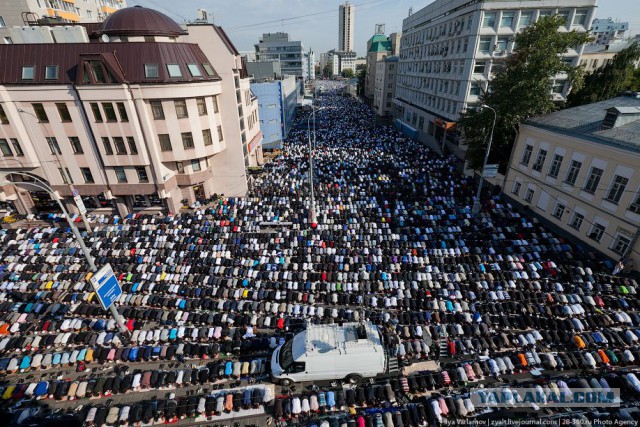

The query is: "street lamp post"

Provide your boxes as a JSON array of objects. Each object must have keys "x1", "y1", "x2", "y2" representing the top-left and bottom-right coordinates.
[
  {"x1": 472, "y1": 104, "x2": 497, "y2": 215},
  {"x1": 306, "y1": 105, "x2": 324, "y2": 227},
  {"x1": 0, "y1": 171, "x2": 130, "y2": 338},
  {"x1": 18, "y1": 108, "x2": 93, "y2": 233}
]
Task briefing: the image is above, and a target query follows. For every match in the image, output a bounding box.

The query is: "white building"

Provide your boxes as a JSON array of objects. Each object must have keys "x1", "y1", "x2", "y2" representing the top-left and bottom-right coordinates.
[
  {"x1": 0, "y1": 0, "x2": 126, "y2": 26},
  {"x1": 373, "y1": 56, "x2": 399, "y2": 117},
  {"x1": 0, "y1": 7, "x2": 262, "y2": 215},
  {"x1": 505, "y1": 94, "x2": 640, "y2": 270},
  {"x1": 338, "y1": 1, "x2": 355, "y2": 53},
  {"x1": 394, "y1": 0, "x2": 596, "y2": 151},
  {"x1": 590, "y1": 18, "x2": 629, "y2": 45}
]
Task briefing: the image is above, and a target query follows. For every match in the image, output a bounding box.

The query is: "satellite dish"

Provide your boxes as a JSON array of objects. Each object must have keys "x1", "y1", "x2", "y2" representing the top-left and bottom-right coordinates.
[{"x1": 101, "y1": 34, "x2": 110, "y2": 43}]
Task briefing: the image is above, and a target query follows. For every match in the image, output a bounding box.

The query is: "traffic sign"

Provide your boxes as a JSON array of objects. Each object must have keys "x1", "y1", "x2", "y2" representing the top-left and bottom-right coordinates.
[
  {"x1": 72, "y1": 189, "x2": 79, "y2": 197},
  {"x1": 89, "y1": 263, "x2": 122, "y2": 310},
  {"x1": 73, "y1": 194, "x2": 87, "y2": 214},
  {"x1": 482, "y1": 164, "x2": 499, "y2": 178}
]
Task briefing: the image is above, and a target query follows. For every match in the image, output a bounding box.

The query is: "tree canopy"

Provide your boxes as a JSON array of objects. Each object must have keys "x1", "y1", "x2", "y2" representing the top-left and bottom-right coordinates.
[
  {"x1": 458, "y1": 15, "x2": 591, "y2": 170},
  {"x1": 341, "y1": 68, "x2": 355, "y2": 78},
  {"x1": 567, "y1": 42, "x2": 640, "y2": 107}
]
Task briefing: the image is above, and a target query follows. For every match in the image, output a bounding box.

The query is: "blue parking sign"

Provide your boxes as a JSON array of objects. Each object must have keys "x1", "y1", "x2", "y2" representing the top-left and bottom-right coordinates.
[{"x1": 89, "y1": 264, "x2": 122, "y2": 310}]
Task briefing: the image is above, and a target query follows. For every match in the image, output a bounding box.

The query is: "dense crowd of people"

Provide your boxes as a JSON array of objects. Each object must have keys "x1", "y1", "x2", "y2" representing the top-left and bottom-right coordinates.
[{"x1": 0, "y1": 82, "x2": 639, "y2": 426}]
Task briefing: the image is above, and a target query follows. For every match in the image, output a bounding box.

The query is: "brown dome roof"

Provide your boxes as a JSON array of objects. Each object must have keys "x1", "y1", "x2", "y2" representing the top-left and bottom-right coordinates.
[{"x1": 99, "y1": 6, "x2": 184, "y2": 38}]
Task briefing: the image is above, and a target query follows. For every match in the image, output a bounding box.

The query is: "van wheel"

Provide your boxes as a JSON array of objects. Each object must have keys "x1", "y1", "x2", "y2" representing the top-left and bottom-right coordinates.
[
  {"x1": 280, "y1": 378, "x2": 292, "y2": 386},
  {"x1": 345, "y1": 374, "x2": 362, "y2": 384}
]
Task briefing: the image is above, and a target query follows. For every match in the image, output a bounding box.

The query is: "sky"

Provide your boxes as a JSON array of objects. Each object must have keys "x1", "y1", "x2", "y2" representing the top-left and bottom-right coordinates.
[{"x1": 128, "y1": 0, "x2": 640, "y2": 57}]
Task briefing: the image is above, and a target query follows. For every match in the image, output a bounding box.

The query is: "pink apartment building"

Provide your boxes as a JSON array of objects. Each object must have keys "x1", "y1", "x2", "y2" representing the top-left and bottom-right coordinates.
[{"x1": 0, "y1": 6, "x2": 262, "y2": 215}]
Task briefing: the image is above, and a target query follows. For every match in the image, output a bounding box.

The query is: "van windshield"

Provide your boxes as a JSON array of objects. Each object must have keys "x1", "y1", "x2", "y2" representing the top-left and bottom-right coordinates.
[{"x1": 279, "y1": 340, "x2": 294, "y2": 371}]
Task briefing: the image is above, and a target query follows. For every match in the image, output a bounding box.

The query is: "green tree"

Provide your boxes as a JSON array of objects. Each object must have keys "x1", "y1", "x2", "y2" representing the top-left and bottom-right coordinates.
[
  {"x1": 341, "y1": 68, "x2": 355, "y2": 78},
  {"x1": 629, "y1": 68, "x2": 640, "y2": 92},
  {"x1": 322, "y1": 62, "x2": 333, "y2": 78},
  {"x1": 568, "y1": 42, "x2": 640, "y2": 106},
  {"x1": 357, "y1": 69, "x2": 366, "y2": 97},
  {"x1": 458, "y1": 15, "x2": 590, "y2": 170}
]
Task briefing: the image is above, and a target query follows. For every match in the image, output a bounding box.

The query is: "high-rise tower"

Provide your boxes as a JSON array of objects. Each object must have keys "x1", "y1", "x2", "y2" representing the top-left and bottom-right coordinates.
[{"x1": 339, "y1": 1, "x2": 355, "y2": 53}]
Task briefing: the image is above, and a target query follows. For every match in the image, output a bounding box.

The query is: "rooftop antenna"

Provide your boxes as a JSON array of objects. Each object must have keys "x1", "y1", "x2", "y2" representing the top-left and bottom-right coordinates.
[{"x1": 408, "y1": 7, "x2": 413, "y2": 17}]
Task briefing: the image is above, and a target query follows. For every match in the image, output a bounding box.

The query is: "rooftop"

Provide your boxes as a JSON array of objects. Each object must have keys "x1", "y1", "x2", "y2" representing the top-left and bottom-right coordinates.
[
  {"x1": 99, "y1": 6, "x2": 185, "y2": 38},
  {"x1": 583, "y1": 41, "x2": 634, "y2": 54},
  {"x1": 369, "y1": 40, "x2": 392, "y2": 53},
  {"x1": 526, "y1": 95, "x2": 640, "y2": 153}
]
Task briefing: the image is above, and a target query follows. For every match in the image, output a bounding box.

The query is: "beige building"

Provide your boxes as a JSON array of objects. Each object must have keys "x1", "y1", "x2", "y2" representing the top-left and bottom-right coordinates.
[
  {"x1": 580, "y1": 41, "x2": 640, "y2": 72},
  {"x1": 0, "y1": 0, "x2": 126, "y2": 26},
  {"x1": 338, "y1": 1, "x2": 355, "y2": 53},
  {"x1": 505, "y1": 95, "x2": 640, "y2": 270},
  {"x1": 364, "y1": 32, "x2": 400, "y2": 103},
  {"x1": 373, "y1": 56, "x2": 398, "y2": 117},
  {"x1": 0, "y1": 7, "x2": 262, "y2": 216}
]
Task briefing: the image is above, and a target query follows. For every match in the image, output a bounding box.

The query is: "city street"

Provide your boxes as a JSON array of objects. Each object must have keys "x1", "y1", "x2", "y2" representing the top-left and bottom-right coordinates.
[{"x1": 1, "y1": 82, "x2": 640, "y2": 427}]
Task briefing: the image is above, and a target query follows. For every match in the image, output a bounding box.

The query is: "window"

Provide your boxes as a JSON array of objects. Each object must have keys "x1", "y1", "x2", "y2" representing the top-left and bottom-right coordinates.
[
  {"x1": 117, "y1": 103, "x2": 129, "y2": 122},
  {"x1": 102, "y1": 103, "x2": 117, "y2": 122},
  {"x1": 114, "y1": 167, "x2": 127, "y2": 183},
  {"x1": 524, "y1": 188, "x2": 534, "y2": 203},
  {"x1": 552, "y1": 203, "x2": 566, "y2": 219},
  {"x1": 0, "y1": 139, "x2": 13, "y2": 156},
  {"x1": 478, "y1": 37, "x2": 492, "y2": 53},
  {"x1": 182, "y1": 132, "x2": 194, "y2": 149},
  {"x1": 473, "y1": 62, "x2": 486, "y2": 74},
  {"x1": 612, "y1": 235, "x2": 631, "y2": 255},
  {"x1": 81, "y1": 168, "x2": 94, "y2": 183},
  {"x1": 520, "y1": 145, "x2": 533, "y2": 166},
  {"x1": 203, "y1": 129, "x2": 213, "y2": 146},
  {"x1": 136, "y1": 167, "x2": 149, "y2": 183},
  {"x1": 176, "y1": 161, "x2": 184, "y2": 174},
  {"x1": 3, "y1": 37, "x2": 12, "y2": 44},
  {"x1": 0, "y1": 16, "x2": 5, "y2": 28},
  {"x1": 175, "y1": 100, "x2": 188, "y2": 119},
  {"x1": 213, "y1": 96, "x2": 219, "y2": 113},
  {"x1": 573, "y1": 10, "x2": 588, "y2": 26},
  {"x1": 166, "y1": 64, "x2": 182, "y2": 78},
  {"x1": 32, "y1": 103, "x2": 48, "y2": 123},
  {"x1": 500, "y1": 12, "x2": 515, "y2": 28},
  {"x1": 191, "y1": 159, "x2": 201, "y2": 172},
  {"x1": 150, "y1": 101, "x2": 164, "y2": 120},
  {"x1": 158, "y1": 134, "x2": 172, "y2": 151},
  {"x1": 552, "y1": 81, "x2": 565, "y2": 94},
  {"x1": 589, "y1": 223, "x2": 606, "y2": 242},
  {"x1": 606, "y1": 175, "x2": 628, "y2": 204},
  {"x1": 69, "y1": 137, "x2": 83, "y2": 154},
  {"x1": 197, "y1": 98, "x2": 207, "y2": 116},
  {"x1": 22, "y1": 66, "x2": 35, "y2": 80},
  {"x1": 46, "y1": 137, "x2": 61, "y2": 155},
  {"x1": 56, "y1": 103, "x2": 72, "y2": 122},
  {"x1": 570, "y1": 212, "x2": 584, "y2": 230},
  {"x1": 90, "y1": 103, "x2": 103, "y2": 122},
  {"x1": 483, "y1": 12, "x2": 496, "y2": 28},
  {"x1": 512, "y1": 181, "x2": 521, "y2": 196},
  {"x1": 564, "y1": 160, "x2": 582, "y2": 185},
  {"x1": 10, "y1": 139, "x2": 23, "y2": 156},
  {"x1": 0, "y1": 105, "x2": 8, "y2": 124},
  {"x1": 113, "y1": 137, "x2": 127, "y2": 155},
  {"x1": 583, "y1": 167, "x2": 603, "y2": 193},
  {"x1": 557, "y1": 10, "x2": 570, "y2": 26},
  {"x1": 187, "y1": 64, "x2": 202, "y2": 77},
  {"x1": 58, "y1": 168, "x2": 72, "y2": 184},
  {"x1": 217, "y1": 125, "x2": 224, "y2": 142},
  {"x1": 202, "y1": 63, "x2": 215, "y2": 76},
  {"x1": 532, "y1": 149, "x2": 547, "y2": 172},
  {"x1": 127, "y1": 137, "x2": 138, "y2": 155},
  {"x1": 519, "y1": 11, "x2": 533, "y2": 27},
  {"x1": 102, "y1": 137, "x2": 113, "y2": 155},
  {"x1": 88, "y1": 61, "x2": 108, "y2": 83},
  {"x1": 496, "y1": 36, "x2": 509, "y2": 52},
  {"x1": 45, "y1": 65, "x2": 59, "y2": 80},
  {"x1": 144, "y1": 64, "x2": 159, "y2": 79},
  {"x1": 629, "y1": 193, "x2": 640, "y2": 214},
  {"x1": 548, "y1": 154, "x2": 563, "y2": 178}
]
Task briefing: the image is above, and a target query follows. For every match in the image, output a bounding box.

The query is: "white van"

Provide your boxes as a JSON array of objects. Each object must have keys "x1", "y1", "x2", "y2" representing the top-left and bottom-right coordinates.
[{"x1": 271, "y1": 322, "x2": 393, "y2": 385}]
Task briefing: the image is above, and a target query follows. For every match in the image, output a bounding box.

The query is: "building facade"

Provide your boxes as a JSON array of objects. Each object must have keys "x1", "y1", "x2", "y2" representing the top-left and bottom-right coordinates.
[
  {"x1": 590, "y1": 18, "x2": 629, "y2": 45},
  {"x1": 505, "y1": 95, "x2": 640, "y2": 270},
  {"x1": 0, "y1": 0, "x2": 126, "y2": 26},
  {"x1": 251, "y1": 75, "x2": 299, "y2": 150},
  {"x1": 364, "y1": 32, "x2": 400, "y2": 102},
  {"x1": 255, "y1": 33, "x2": 308, "y2": 80},
  {"x1": 0, "y1": 7, "x2": 262, "y2": 216},
  {"x1": 338, "y1": 1, "x2": 354, "y2": 53},
  {"x1": 394, "y1": 0, "x2": 596, "y2": 152},
  {"x1": 373, "y1": 56, "x2": 399, "y2": 117},
  {"x1": 580, "y1": 41, "x2": 639, "y2": 72}
]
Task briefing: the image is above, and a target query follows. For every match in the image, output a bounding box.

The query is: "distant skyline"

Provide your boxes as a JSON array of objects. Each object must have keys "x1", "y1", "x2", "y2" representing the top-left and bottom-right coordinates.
[{"x1": 128, "y1": 0, "x2": 640, "y2": 56}]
